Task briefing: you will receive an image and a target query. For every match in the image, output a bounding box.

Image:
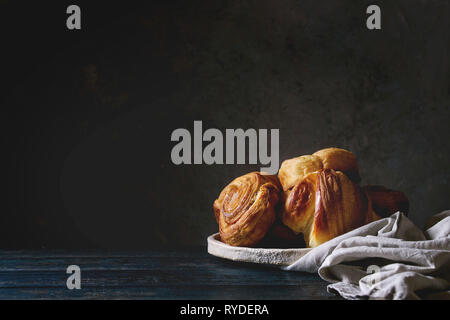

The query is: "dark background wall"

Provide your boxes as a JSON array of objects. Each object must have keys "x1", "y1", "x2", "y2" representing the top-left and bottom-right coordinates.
[{"x1": 1, "y1": 0, "x2": 449, "y2": 249}]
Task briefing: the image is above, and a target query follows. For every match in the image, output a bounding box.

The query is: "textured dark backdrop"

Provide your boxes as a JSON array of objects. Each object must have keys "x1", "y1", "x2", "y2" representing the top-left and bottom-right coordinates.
[{"x1": 1, "y1": 1, "x2": 449, "y2": 249}]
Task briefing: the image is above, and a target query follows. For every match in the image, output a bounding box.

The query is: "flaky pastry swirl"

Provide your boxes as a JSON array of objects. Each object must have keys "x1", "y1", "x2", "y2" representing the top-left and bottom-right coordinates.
[{"x1": 213, "y1": 172, "x2": 281, "y2": 247}]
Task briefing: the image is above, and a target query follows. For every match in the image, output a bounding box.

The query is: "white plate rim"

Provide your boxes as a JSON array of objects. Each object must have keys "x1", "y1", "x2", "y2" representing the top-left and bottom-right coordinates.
[{"x1": 207, "y1": 233, "x2": 312, "y2": 266}]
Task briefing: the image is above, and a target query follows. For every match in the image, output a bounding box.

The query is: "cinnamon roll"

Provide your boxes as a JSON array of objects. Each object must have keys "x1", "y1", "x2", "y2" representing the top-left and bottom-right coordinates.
[{"x1": 213, "y1": 172, "x2": 281, "y2": 247}]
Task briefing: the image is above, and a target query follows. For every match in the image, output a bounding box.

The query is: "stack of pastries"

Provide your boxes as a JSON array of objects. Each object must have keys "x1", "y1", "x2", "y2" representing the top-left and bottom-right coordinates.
[{"x1": 213, "y1": 147, "x2": 409, "y2": 248}]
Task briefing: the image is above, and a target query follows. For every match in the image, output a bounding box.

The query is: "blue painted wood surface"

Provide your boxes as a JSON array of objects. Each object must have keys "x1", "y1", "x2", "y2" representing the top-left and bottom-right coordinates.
[{"x1": 0, "y1": 250, "x2": 340, "y2": 299}]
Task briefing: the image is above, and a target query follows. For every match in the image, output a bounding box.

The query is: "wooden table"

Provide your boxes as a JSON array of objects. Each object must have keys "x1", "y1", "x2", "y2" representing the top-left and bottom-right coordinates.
[{"x1": 0, "y1": 250, "x2": 340, "y2": 300}]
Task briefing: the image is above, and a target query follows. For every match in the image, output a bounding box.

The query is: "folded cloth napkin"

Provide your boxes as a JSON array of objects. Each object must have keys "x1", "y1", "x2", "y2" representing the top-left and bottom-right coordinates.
[{"x1": 283, "y1": 210, "x2": 450, "y2": 300}]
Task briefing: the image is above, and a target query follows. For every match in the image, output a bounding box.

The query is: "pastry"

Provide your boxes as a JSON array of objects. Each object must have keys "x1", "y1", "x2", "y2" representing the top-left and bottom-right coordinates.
[
  {"x1": 212, "y1": 147, "x2": 409, "y2": 249},
  {"x1": 213, "y1": 172, "x2": 281, "y2": 247},
  {"x1": 278, "y1": 147, "x2": 360, "y2": 191},
  {"x1": 281, "y1": 169, "x2": 409, "y2": 247},
  {"x1": 363, "y1": 185, "x2": 409, "y2": 217}
]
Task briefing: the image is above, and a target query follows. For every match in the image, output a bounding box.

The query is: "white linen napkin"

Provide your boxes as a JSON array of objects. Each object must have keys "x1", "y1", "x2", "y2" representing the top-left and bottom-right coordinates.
[{"x1": 283, "y1": 210, "x2": 450, "y2": 300}]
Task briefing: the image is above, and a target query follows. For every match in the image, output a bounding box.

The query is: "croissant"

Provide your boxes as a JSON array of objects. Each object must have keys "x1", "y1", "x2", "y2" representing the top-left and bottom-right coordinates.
[
  {"x1": 278, "y1": 147, "x2": 361, "y2": 192},
  {"x1": 281, "y1": 169, "x2": 409, "y2": 247},
  {"x1": 213, "y1": 172, "x2": 281, "y2": 247}
]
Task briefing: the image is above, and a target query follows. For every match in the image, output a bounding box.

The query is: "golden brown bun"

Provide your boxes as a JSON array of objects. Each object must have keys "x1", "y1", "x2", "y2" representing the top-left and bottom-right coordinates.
[
  {"x1": 278, "y1": 155, "x2": 323, "y2": 192},
  {"x1": 313, "y1": 148, "x2": 361, "y2": 183},
  {"x1": 281, "y1": 169, "x2": 409, "y2": 247},
  {"x1": 213, "y1": 172, "x2": 281, "y2": 247},
  {"x1": 278, "y1": 147, "x2": 360, "y2": 191}
]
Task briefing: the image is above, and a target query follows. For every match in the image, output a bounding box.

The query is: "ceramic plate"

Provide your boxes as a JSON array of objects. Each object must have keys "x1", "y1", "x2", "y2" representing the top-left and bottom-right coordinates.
[{"x1": 207, "y1": 233, "x2": 311, "y2": 266}]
